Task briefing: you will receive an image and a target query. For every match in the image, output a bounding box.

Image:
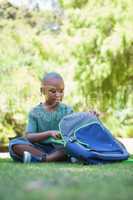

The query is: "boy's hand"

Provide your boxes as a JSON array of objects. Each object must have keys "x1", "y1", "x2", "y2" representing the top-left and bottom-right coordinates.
[
  {"x1": 88, "y1": 110, "x2": 100, "y2": 117},
  {"x1": 48, "y1": 131, "x2": 61, "y2": 139},
  {"x1": 88, "y1": 110, "x2": 106, "y2": 118}
]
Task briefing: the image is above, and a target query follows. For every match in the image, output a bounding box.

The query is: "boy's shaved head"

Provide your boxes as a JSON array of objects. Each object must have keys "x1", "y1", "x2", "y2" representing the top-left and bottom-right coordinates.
[
  {"x1": 41, "y1": 72, "x2": 64, "y2": 108},
  {"x1": 42, "y1": 72, "x2": 63, "y2": 83}
]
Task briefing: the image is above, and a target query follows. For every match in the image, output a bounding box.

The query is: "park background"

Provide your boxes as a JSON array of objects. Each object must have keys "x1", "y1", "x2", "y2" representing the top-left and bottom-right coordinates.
[
  {"x1": 0, "y1": 1, "x2": 133, "y2": 200},
  {"x1": 0, "y1": 0, "x2": 133, "y2": 147}
]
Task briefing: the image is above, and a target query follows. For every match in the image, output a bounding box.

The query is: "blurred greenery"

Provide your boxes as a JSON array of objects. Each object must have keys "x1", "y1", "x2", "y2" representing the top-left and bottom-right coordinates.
[{"x1": 0, "y1": 0, "x2": 133, "y2": 144}]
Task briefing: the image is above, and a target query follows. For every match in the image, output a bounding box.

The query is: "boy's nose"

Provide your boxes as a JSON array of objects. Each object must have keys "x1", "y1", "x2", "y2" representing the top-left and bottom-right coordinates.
[
  {"x1": 56, "y1": 92, "x2": 61, "y2": 97},
  {"x1": 55, "y1": 91, "x2": 63, "y2": 98}
]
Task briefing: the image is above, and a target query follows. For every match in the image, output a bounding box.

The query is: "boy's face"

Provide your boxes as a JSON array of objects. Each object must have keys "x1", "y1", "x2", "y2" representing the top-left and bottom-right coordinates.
[{"x1": 41, "y1": 78, "x2": 64, "y2": 106}]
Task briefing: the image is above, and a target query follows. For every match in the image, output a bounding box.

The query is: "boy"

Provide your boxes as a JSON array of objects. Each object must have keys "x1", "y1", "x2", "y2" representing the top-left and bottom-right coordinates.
[{"x1": 9, "y1": 72, "x2": 73, "y2": 163}]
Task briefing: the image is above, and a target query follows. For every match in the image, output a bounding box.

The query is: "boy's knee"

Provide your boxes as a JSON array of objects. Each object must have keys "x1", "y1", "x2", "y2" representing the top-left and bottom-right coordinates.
[
  {"x1": 12, "y1": 144, "x2": 29, "y2": 155},
  {"x1": 9, "y1": 143, "x2": 24, "y2": 162},
  {"x1": 12, "y1": 144, "x2": 21, "y2": 153}
]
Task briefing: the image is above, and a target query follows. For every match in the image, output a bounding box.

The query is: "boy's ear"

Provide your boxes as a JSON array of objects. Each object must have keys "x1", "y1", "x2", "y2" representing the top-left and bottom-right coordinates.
[{"x1": 40, "y1": 87, "x2": 44, "y2": 94}]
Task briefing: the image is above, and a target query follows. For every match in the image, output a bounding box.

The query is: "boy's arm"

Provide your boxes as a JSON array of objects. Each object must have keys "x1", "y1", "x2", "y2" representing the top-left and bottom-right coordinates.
[
  {"x1": 26, "y1": 111, "x2": 60, "y2": 143},
  {"x1": 26, "y1": 131, "x2": 60, "y2": 143}
]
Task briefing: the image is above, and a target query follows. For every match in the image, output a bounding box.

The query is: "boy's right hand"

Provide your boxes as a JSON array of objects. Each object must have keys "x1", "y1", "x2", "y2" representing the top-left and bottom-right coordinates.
[{"x1": 48, "y1": 131, "x2": 61, "y2": 139}]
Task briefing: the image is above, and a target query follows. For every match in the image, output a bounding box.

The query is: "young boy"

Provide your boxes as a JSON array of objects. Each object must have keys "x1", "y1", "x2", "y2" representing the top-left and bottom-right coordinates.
[{"x1": 9, "y1": 72, "x2": 73, "y2": 163}]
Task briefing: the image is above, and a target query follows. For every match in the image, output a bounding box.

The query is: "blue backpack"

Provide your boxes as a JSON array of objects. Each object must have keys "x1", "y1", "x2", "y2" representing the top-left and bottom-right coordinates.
[{"x1": 59, "y1": 112, "x2": 129, "y2": 164}]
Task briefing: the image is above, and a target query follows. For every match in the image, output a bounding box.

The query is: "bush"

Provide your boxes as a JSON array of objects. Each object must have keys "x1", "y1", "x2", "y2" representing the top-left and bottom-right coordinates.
[{"x1": 0, "y1": 0, "x2": 133, "y2": 143}]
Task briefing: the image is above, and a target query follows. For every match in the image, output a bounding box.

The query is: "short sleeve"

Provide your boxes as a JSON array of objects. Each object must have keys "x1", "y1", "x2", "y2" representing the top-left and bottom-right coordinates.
[
  {"x1": 67, "y1": 106, "x2": 73, "y2": 115},
  {"x1": 25, "y1": 112, "x2": 38, "y2": 134}
]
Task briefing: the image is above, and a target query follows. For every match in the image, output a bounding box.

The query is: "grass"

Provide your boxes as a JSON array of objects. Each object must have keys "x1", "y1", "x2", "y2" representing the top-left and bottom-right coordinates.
[{"x1": 0, "y1": 158, "x2": 133, "y2": 200}]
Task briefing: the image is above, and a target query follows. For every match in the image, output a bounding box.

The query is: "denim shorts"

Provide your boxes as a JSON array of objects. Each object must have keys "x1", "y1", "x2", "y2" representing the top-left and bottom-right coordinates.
[{"x1": 9, "y1": 137, "x2": 65, "y2": 162}]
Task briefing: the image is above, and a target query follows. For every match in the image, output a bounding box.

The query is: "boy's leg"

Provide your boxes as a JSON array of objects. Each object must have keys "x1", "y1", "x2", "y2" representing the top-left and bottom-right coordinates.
[
  {"x1": 13, "y1": 144, "x2": 45, "y2": 157},
  {"x1": 9, "y1": 138, "x2": 68, "y2": 163},
  {"x1": 13, "y1": 144, "x2": 67, "y2": 162},
  {"x1": 46, "y1": 149, "x2": 67, "y2": 162},
  {"x1": 9, "y1": 137, "x2": 46, "y2": 162}
]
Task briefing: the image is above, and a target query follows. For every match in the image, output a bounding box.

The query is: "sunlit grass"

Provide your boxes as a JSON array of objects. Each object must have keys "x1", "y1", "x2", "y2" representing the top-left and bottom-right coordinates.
[{"x1": 0, "y1": 158, "x2": 133, "y2": 200}]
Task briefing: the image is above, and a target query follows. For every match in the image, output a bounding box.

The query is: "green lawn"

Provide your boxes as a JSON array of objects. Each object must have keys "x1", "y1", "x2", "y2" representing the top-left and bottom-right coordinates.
[{"x1": 0, "y1": 158, "x2": 133, "y2": 200}]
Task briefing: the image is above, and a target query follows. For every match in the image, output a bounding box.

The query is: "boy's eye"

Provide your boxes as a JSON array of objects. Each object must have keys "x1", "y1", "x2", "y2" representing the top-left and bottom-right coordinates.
[
  {"x1": 50, "y1": 90, "x2": 56, "y2": 93},
  {"x1": 49, "y1": 89, "x2": 64, "y2": 93},
  {"x1": 60, "y1": 90, "x2": 64, "y2": 93}
]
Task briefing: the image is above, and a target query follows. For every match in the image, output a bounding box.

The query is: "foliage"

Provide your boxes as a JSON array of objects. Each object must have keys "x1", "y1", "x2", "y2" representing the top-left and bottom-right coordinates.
[
  {"x1": 68, "y1": 1, "x2": 133, "y2": 111},
  {"x1": 60, "y1": 0, "x2": 88, "y2": 8},
  {"x1": 0, "y1": 0, "x2": 133, "y2": 143}
]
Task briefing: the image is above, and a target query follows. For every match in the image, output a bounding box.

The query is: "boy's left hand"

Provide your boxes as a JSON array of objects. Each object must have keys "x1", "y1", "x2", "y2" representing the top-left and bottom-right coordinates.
[
  {"x1": 88, "y1": 110, "x2": 100, "y2": 117},
  {"x1": 49, "y1": 131, "x2": 61, "y2": 139}
]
